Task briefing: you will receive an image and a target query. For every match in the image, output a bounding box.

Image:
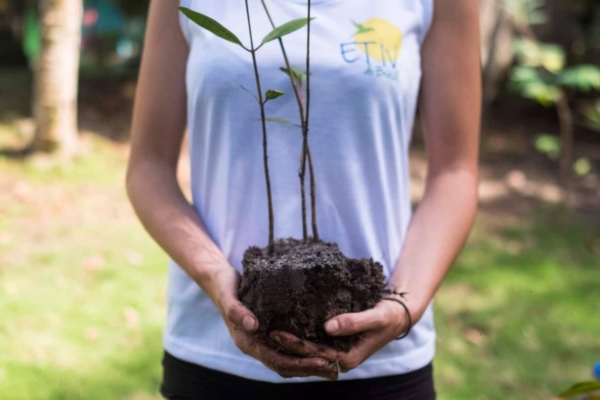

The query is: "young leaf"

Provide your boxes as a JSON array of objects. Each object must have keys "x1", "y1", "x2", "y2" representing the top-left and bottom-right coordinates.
[
  {"x1": 265, "y1": 90, "x2": 285, "y2": 101},
  {"x1": 237, "y1": 83, "x2": 258, "y2": 102},
  {"x1": 559, "y1": 65, "x2": 600, "y2": 92},
  {"x1": 255, "y1": 117, "x2": 302, "y2": 128},
  {"x1": 509, "y1": 66, "x2": 561, "y2": 107},
  {"x1": 558, "y1": 381, "x2": 600, "y2": 398},
  {"x1": 534, "y1": 134, "x2": 560, "y2": 155},
  {"x1": 279, "y1": 66, "x2": 308, "y2": 83},
  {"x1": 179, "y1": 7, "x2": 243, "y2": 47},
  {"x1": 265, "y1": 117, "x2": 295, "y2": 125},
  {"x1": 261, "y1": 18, "x2": 315, "y2": 45},
  {"x1": 573, "y1": 157, "x2": 592, "y2": 176}
]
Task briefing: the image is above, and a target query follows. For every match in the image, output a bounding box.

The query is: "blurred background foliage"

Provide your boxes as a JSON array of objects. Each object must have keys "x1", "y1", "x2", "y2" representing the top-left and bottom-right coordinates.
[{"x1": 0, "y1": 0, "x2": 599, "y2": 399}]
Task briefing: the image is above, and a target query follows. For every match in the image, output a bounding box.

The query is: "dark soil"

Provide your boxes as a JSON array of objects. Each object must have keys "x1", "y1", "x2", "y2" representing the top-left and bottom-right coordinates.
[{"x1": 239, "y1": 238, "x2": 385, "y2": 352}]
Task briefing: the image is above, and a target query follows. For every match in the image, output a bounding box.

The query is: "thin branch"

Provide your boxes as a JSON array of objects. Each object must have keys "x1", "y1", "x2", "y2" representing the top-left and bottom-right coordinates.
[
  {"x1": 237, "y1": 83, "x2": 259, "y2": 103},
  {"x1": 246, "y1": 0, "x2": 275, "y2": 254},
  {"x1": 305, "y1": 0, "x2": 320, "y2": 241},
  {"x1": 557, "y1": 91, "x2": 574, "y2": 202},
  {"x1": 507, "y1": 8, "x2": 574, "y2": 197},
  {"x1": 260, "y1": 0, "x2": 310, "y2": 241},
  {"x1": 241, "y1": 44, "x2": 252, "y2": 53},
  {"x1": 305, "y1": 1, "x2": 312, "y2": 130}
]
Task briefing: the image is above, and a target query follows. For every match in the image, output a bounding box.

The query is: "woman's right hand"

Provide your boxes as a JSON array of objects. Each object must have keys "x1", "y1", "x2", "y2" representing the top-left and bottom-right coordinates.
[{"x1": 205, "y1": 267, "x2": 339, "y2": 381}]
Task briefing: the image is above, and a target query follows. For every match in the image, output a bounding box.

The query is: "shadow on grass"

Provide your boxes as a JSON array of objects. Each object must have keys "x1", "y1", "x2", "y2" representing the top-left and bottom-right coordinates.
[{"x1": 0, "y1": 146, "x2": 33, "y2": 159}]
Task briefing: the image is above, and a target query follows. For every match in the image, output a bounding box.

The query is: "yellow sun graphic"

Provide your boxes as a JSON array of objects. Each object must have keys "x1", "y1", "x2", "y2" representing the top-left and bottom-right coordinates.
[{"x1": 353, "y1": 18, "x2": 403, "y2": 62}]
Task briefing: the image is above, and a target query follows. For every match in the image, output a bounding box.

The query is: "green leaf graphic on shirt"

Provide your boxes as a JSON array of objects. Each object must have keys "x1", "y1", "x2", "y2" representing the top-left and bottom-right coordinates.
[
  {"x1": 352, "y1": 21, "x2": 375, "y2": 35},
  {"x1": 179, "y1": 7, "x2": 243, "y2": 47},
  {"x1": 261, "y1": 18, "x2": 315, "y2": 45}
]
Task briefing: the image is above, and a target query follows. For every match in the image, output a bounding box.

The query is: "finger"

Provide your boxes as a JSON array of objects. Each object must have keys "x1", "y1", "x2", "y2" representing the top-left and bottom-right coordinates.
[
  {"x1": 324, "y1": 307, "x2": 386, "y2": 336},
  {"x1": 337, "y1": 330, "x2": 397, "y2": 373},
  {"x1": 255, "y1": 342, "x2": 338, "y2": 380},
  {"x1": 270, "y1": 331, "x2": 339, "y2": 363},
  {"x1": 336, "y1": 333, "x2": 375, "y2": 373},
  {"x1": 219, "y1": 294, "x2": 258, "y2": 332}
]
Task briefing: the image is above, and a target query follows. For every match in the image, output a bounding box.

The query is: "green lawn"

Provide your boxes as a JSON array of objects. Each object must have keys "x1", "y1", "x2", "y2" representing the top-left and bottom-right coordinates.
[
  {"x1": 435, "y1": 209, "x2": 600, "y2": 399},
  {"x1": 0, "y1": 135, "x2": 599, "y2": 399}
]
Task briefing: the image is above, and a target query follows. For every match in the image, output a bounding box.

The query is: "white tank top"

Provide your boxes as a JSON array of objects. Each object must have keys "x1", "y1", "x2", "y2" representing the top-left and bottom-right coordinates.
[{"x1": 166, "y1": 0, "x2": 435, "y2": 382}]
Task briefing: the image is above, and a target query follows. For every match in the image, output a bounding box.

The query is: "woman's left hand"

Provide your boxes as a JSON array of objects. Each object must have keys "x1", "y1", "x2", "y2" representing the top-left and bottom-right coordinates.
[{"x1": 270, "y1": 299, "x2": 410, "y2": 373}]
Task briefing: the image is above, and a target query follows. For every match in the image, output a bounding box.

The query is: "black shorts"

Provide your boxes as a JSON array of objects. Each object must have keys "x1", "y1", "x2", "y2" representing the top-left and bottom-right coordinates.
[{"x1": 161, "y1": 351, "x2": 436, "y2": 400}]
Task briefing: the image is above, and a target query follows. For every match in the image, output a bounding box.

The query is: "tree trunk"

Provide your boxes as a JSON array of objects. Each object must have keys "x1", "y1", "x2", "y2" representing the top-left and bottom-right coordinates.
[
  {"x1": 33, "y1": 0, "x2": 82, "y2": 157},
  {"x1": 479, "y1": 0, "x2": 514, "y2": 107}
]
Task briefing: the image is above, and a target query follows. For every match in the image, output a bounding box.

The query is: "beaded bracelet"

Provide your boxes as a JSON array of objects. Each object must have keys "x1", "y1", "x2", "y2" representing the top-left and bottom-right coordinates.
[{"x1": 382, "y1": 297, "x2": 412, "y2": 340}]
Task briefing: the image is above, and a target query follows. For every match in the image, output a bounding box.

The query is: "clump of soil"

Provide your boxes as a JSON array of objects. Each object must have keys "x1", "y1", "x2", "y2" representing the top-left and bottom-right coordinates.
[{"x1": 239, "y1": 238, "x2": 384, "y2": 352}]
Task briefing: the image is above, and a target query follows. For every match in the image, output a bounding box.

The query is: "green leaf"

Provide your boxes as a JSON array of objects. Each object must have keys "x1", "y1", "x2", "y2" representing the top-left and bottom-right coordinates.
[
  {"x1": 510, "y1": 66, "x2": 561, "y2": 106},
  {"x1": 539, "y1": 44, "x2": 565, "y2": 72},
  {"x1": 559, "y1": 65, "x2": 600, "y2": 92},
  {"x1": 265, "y1": 90, "x2": 285, "y2": 101},
  {"x1": 179, "y1": 7, "x2": 243, "y2": 47},
  {"x1": 513, "y1": 39, "x2": 565, "y2": 72},
  {"x1": 534, "y1": 134, "x2": 560, "y2": 155},
  {"x1": 237, "y1": 83, "x2": 258, "y2": 102},
  {"x1": 255, "y1": 117, "x2": 302, "y2": 128},
  {"x1": 279, "y1": 66, "x2": 308, "y2": 83},
  {"x1": 573, "y1": 157, "x2": 592, "y2": 176},
  {"x1": 261, "y1": 18, "x2": 315, "y2": 45},
  {"x1": 502, "y1": 0, "x2": 547, "y2": 28},
  {"x1": 265, "y1": 117, "x2": 295, "y2": 125},
  {"x1": 582, "y1": 99, "x2": 600, "y2": 132},
  {"x1": 559, "y1": 381, "x2": 600, "y2": 398}
]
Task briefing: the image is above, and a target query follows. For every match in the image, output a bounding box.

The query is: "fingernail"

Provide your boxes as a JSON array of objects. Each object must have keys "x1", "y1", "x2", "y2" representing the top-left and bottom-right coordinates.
[
  {"x1": 243, "y1": 316, "x2": 257, "y2": 331},
  {"x1": 317, "y1": 360, "x2": 326, "y2": 367},
  {"x1": 271, "y1": 333, "x2": 281, "y2": 342},
  {"x1": 325, "y1": 320, "x2": 339, "y2": 334}
]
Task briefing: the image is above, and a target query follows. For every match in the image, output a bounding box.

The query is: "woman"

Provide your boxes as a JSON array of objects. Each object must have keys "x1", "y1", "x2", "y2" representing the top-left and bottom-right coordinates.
[{"x1": 127, "y1": 0, "x2": 480, "y2": 398}]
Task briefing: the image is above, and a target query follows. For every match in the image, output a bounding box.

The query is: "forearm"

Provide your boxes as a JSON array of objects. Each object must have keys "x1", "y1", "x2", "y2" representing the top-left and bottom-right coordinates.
[
  {"x1": 126, "y1": 159, "x2": 229, "y2": 298},
  {"x1": 389, "y1": 168, "x2": 478, "y2": 321}
]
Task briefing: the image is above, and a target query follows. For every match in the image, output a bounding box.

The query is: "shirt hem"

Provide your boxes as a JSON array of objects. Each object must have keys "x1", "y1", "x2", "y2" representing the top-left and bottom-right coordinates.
[{"x1": 164, "y1": 335, "x2": 436, "y2": 383}]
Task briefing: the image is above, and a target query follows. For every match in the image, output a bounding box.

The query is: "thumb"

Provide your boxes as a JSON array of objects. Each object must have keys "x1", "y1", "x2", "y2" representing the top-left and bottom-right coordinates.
[
  {"x1": 219, "y1": 292, "x2": 259, "y2": 333},
  {"x1": 324, "y1": 307, "x2": 386, "y2": 336}
]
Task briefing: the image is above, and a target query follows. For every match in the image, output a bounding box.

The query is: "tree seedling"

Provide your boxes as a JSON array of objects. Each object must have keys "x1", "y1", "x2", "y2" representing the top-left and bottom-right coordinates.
[
  {"x1": 181, "y1": 2, "x2": 385, "y2": 354},
  {"x1": 260, "y1": 0, "x2": 320, "y2": 242},
  {"x1": 179, "y1": 4, "x2": 312, "y2": 254}
]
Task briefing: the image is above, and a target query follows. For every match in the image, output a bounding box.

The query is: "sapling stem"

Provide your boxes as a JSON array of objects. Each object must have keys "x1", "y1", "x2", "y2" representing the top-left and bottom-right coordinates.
[
  {"x1": 245, "y1": 0, "x2": 275, "y2": 254},
  {"x1": 304, "y1": 0, "x2": 320, "y2": 241},
  {"x1": 179, "y1": 6, "x2": 313, "y2": 253},
  {"x1": 260, "y1": 0, "x2": 319, "y2": 242}
]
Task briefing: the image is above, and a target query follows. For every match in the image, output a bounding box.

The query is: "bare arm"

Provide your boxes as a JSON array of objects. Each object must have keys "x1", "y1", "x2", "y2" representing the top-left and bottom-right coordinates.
[
  {"x1": 387, "y1": 0, "x2": 481, "y2": 321},
  {"x1": 127, "y1": 0, "x2": 334, "y2": 380},
  {"x1": 272, "y1": 0, "x2": 481, "y2": 372},
  {"x1": 127, "y1": 0, "x2": 228, "y2": 304}
]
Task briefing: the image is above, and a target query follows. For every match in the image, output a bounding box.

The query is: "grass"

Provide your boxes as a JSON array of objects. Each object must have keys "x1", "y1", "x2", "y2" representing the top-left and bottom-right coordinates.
[
  {"x1": 0, "y1": 136, "x2": 166, "y2": 400},
  {"x1": 1, "y1": 72, "x2": 599, "y2": 397},
  {"x1": 435, "y1": 210, "x2": 600, "y2": 399}
]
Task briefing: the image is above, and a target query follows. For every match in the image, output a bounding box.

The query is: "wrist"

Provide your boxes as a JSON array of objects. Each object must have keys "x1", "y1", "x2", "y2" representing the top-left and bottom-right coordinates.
[
  {"x1": 189, "y1": 260, "x2": 232, "y2": 300},
  {"x1": 383, "y1": 286, "x2": 430, "y2": 324},
  {"x1": 381, "y1": 297, "x2": 413, "y2": 340}
]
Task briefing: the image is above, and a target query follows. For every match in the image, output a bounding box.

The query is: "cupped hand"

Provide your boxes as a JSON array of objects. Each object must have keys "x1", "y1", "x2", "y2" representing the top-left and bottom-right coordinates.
[
  {"x1": 270, "y1": 299, "x2": 410, "y2": 373},
  {"x1": 206, "y1": 266, "x2": 338, "y2": 380}
]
